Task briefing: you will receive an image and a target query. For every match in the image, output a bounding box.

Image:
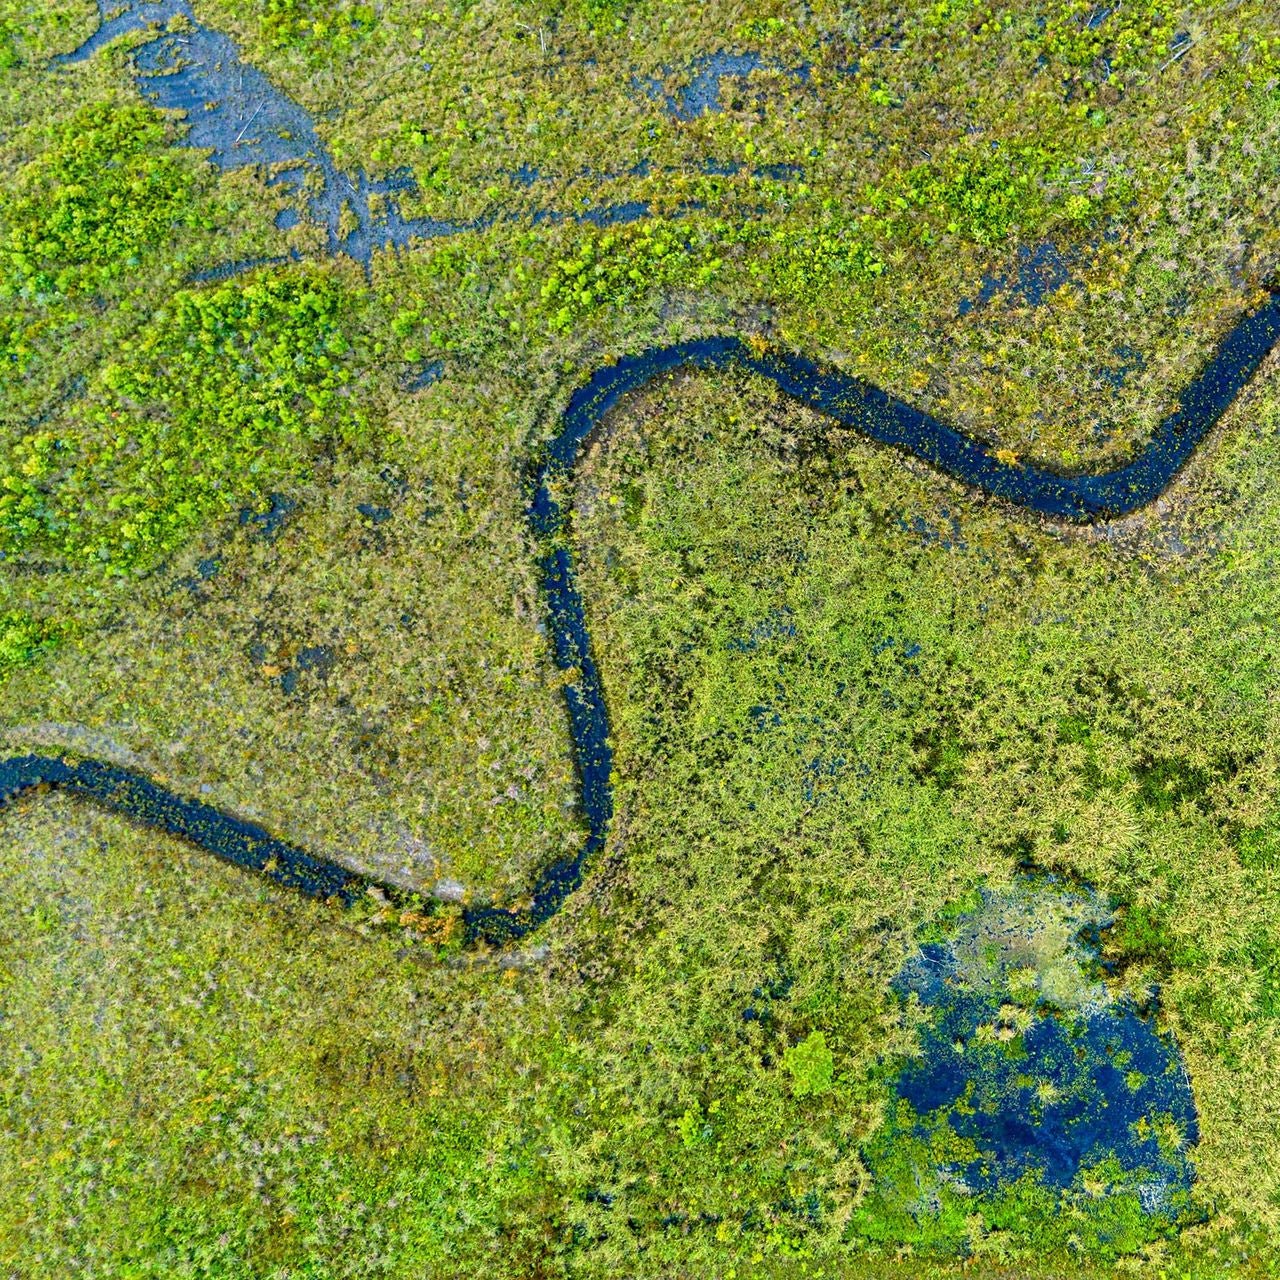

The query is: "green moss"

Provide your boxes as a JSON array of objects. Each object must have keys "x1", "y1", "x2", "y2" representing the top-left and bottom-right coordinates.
[
  {"x1": 913, "y1": 725, "x2": 968, "y2": 789},
  {"x1": 1236, "y1": 818, "x2": 1280, "y2": 870},
  {"x1": 1244, "y1": 933, "x2": 1280, "y2": 1017},
  {"x1": 1107, "y1": 902, "x2": 1190, "y2": 976},
  {"x1": 1057, "y1": 713, "x2": 1092, "y2": 745}
]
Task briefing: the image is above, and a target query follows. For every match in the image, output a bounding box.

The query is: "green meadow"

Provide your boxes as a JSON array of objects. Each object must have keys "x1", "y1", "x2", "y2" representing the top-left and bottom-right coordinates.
[{"x1": 5, "y1": 0, "x2": 1280, "y2": 1273}]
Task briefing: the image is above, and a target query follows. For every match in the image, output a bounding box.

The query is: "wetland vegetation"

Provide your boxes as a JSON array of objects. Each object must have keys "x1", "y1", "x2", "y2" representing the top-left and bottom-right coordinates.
[{"x1": 6, "y1": 0, "x2": 1280, "y2": 1274}]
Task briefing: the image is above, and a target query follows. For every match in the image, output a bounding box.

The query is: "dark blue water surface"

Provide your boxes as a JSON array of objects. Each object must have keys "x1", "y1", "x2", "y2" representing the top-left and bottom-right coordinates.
[
  {"x1": 897, "y1": 985, "x2": 1196, "y2": 1193},
  {"x1": 869, "y1": 882, "x2": 1199, "y2": 1226},
  {"x1": 642, "y1": 52, "x2": 764, "y2": 119},
  {"x1": 0, "y1": 752, "x2": 364, "y2": 903},
  {"x1": 58, "y1": 7, "x2": 821, "y2": 271},
  {"x1": 57, "y1": 1, "x2": 679, "y2": 266},
  {"x1": 58, "y1": 1, "x2": 471, "y2": 264},
  {"x1": 5, "y1": 302, "x2": 1280, "y2": 937},
  {"x1": 639, "y1": 51, "x2": 816, "y2": 120},
  {"x1": 958, "y1": 240, "x2": 1076, "y2": 314}
]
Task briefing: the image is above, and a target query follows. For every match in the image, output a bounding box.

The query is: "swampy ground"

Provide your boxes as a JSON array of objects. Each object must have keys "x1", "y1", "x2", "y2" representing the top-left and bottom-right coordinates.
[{"x1": 6, "y1": 0, "x2": 1280, "y2": 1275}]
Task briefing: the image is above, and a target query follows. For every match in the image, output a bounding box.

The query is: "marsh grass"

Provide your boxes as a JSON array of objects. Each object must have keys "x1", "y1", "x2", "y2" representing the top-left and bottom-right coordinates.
[{"x1": 6, "y1": 0, "x2": 1280, "y2": 1272}]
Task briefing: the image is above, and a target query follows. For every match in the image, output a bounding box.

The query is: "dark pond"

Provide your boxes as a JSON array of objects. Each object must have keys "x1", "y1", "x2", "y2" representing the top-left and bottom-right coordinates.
[{"x1": 857, "y1": 879, "x2": 1199, "y2": 1243}]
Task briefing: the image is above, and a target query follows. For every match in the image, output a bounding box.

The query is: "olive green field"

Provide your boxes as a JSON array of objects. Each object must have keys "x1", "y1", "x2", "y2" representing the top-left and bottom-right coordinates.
[{"x1": 5, "y1": 0, "x2": 1280, "y2": 1275}]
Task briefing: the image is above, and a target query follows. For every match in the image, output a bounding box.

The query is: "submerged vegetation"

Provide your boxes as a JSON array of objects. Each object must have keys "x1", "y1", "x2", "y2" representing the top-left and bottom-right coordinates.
[{"x1": 6, "y1": 0, "x2": 1280, "y2": 1274}]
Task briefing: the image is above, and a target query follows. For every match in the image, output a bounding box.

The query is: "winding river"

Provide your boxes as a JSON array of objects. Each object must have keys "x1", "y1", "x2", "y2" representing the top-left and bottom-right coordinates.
[
  {"x1": 10, "y1": 2, "x2": 1280, "y2": 945},
  {"x1": 9, "y1": 5, "x2": 1252, "y2": 1226},
  {"x1": 4, "y1": 306, "x2": 1280, "y2": 945}
]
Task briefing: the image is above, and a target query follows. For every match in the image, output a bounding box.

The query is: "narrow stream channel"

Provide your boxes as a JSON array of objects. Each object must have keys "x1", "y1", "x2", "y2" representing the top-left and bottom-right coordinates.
[
  {"x1": 12, "y1": 1, "x2": 1280, "y2": 943},
  {"x1": 5, "y1": 301, "x2": 1280, "y2": 942}
]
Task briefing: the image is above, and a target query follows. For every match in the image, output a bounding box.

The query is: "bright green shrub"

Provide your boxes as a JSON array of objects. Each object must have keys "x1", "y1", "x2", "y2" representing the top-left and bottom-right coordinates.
[
  {"x1": 0, "y1": 609, "x2": 58, "y2": 677},
  {"x1": 869, "y1": 145, "x2": 1048, "y2": 245},
  {"x1": 782, "y1": 1029, "x2": 834, "y2": 1098},
  {"x1": 0, "y1": 271, "x2": 362, "y2": 569},
  {"x1": 764, "y1": 223, "x2": 886, "y2": 289},
  {"x1": 1042, "y1": 0, "x2": 1177, "y2": 74},
  {"x1": 0, "y1": 17, "x2": 17, "y2": 69},
  {"x1": 531, "y1": 212, "x2": 884, "y2": 333},
  {"x1": 536, "y1": 221, "x2": 721, "y2": 331},
  {"x1": 259, "y1": 0, "x2": 378, "y2": 56},
  {"x1": 1, "y1": 101, "x2": 205, "y2": 299}
]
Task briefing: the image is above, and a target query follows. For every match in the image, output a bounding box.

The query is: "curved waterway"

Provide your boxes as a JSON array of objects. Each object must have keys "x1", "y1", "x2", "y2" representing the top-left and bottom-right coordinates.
[{"x1": 4, "y1": 295, "x2": 1280, "y2": 943}]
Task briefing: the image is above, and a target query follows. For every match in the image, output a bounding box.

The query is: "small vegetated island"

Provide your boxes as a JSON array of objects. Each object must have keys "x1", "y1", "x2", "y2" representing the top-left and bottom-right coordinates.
[{"x1": 5, "y1": 2, "x2": 1280, "y2": 1276}]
